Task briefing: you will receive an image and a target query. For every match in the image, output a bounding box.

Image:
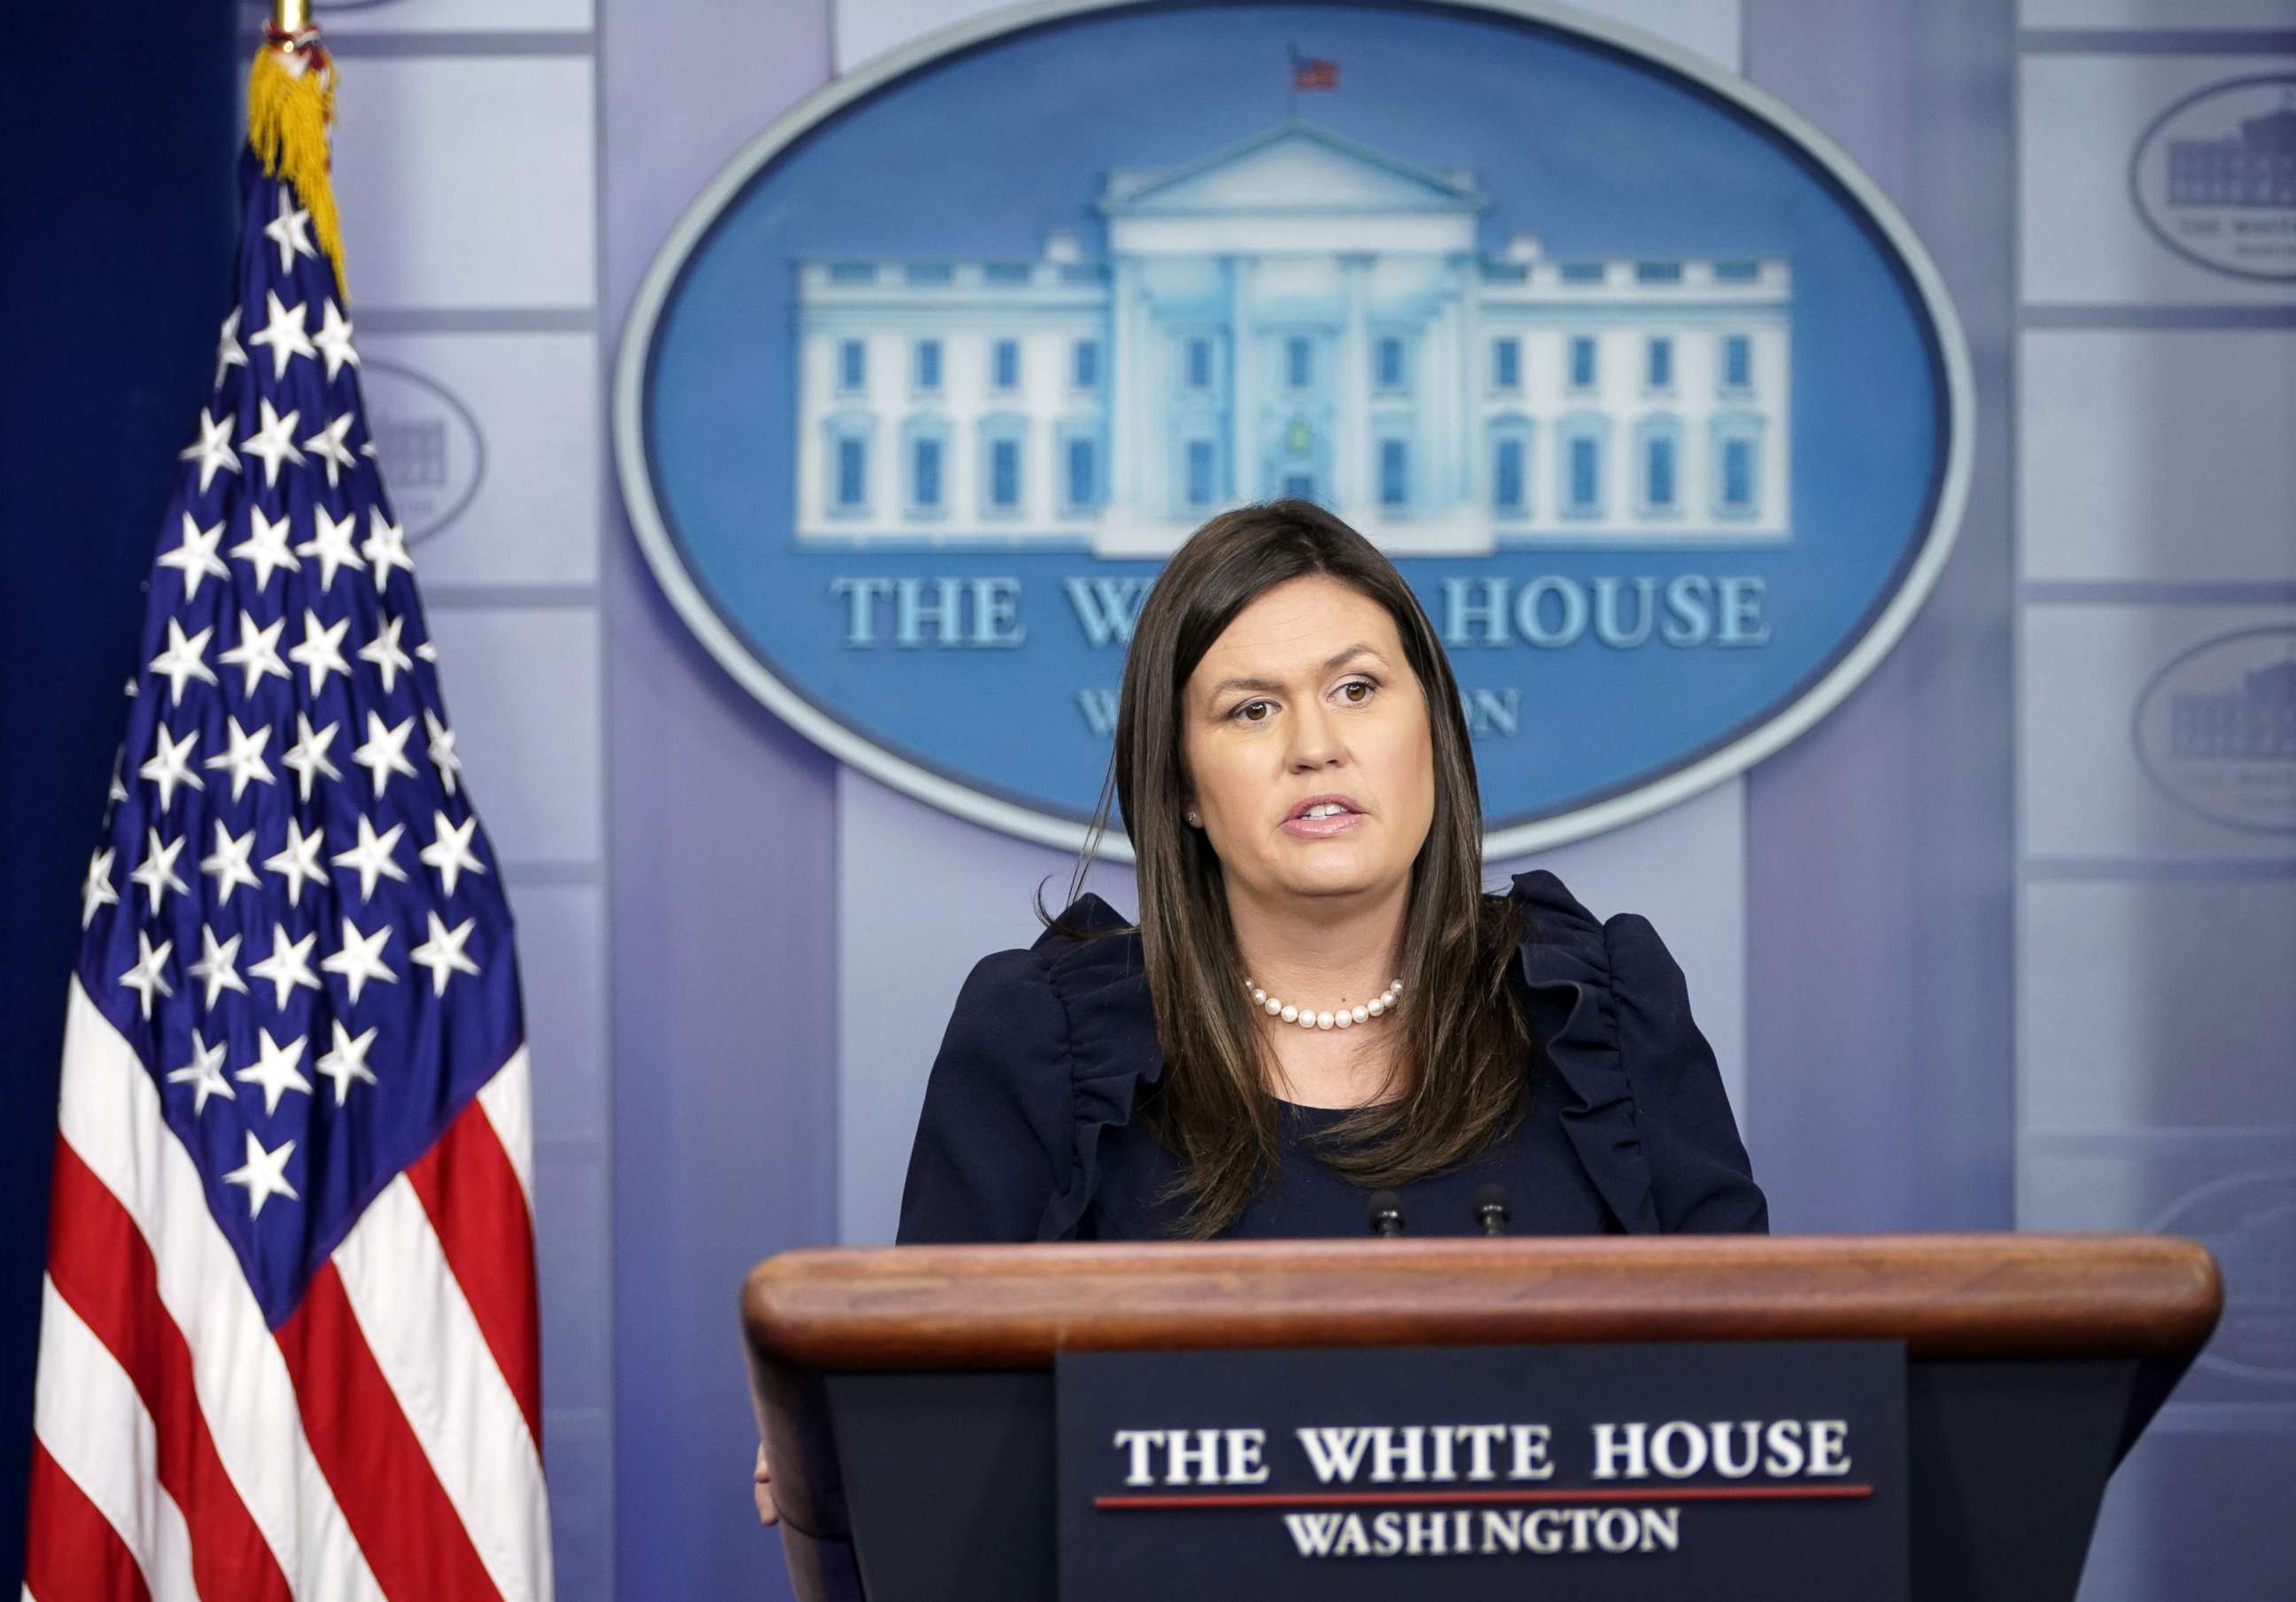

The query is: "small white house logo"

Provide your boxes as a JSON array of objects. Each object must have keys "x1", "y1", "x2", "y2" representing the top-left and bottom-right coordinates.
[
  {"x1": 2129, "y1": 75, "x2": 2296, "y2": 282},
  {"x1": 2152, "y1": 1169, "x2": 2295, "y2": 1385},
  {"x1": 357, "y1": 359, "x2": 485, "y2": 546},
  {"x1": 2133, "y1": 625, "x2": 2296, "y2": 834}
]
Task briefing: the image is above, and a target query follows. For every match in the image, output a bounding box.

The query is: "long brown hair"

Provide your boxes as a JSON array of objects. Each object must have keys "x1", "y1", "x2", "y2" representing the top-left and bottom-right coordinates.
[{"x1": 1057, "y1": 499, "x2": 1529, "y2": 1237}]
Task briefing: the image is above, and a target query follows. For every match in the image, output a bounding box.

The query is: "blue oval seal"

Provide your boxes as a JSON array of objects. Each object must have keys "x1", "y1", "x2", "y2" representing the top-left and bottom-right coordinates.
[{"x1": 615, "y1": 0, "x2": 1973, "y2": 859}]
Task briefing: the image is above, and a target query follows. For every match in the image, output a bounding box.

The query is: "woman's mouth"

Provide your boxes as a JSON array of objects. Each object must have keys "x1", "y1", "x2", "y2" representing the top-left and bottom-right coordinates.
[{"x1": 1281, "y1": 796, "x2": 1366, "y2": 839}]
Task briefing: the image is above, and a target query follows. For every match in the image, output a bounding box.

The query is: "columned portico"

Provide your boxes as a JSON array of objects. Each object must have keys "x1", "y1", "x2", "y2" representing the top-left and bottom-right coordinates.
[{"x1": 792, "y1": 120, "x2": 1793, "y2": 557}]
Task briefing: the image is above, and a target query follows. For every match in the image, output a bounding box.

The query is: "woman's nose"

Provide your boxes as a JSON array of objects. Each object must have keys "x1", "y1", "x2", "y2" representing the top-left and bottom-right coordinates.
[{"x1": 1286, "y1": 702, "x2": 1345, "y2": 769}]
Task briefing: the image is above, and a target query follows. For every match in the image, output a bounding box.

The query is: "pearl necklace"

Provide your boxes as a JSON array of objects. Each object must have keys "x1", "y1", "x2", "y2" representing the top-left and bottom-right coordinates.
[{"x1": 1243, "y1": 973, "x2": 1404, "y2": 1031}]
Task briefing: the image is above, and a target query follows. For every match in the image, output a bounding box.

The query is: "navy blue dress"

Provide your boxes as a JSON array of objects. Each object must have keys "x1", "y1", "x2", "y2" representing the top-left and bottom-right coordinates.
[{"x1": 896, "y1": 870, "x2": 1768, "y2": 1242}]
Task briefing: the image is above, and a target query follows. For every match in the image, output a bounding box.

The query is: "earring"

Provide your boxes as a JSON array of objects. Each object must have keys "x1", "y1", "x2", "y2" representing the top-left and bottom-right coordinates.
[{"x1": 1185, "y1": 809, "x2": 1201, "y2": 828}]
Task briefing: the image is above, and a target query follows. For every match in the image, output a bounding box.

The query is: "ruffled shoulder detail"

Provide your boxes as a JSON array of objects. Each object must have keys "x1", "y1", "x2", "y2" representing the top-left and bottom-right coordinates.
[
  {"x1": 1027, "y1": 894, "x2": 1161, "y2": 1240},
  {"x1": 1507, "y1": 871, "x2": 1663, "y2": 1234}
]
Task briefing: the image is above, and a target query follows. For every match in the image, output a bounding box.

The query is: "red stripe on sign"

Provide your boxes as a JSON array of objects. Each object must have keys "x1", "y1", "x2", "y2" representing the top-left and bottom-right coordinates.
[
  {"x1": 1095, "y1": 1483, "x2": 1876, "y2": 1509},
  {"x1": 406, "y1": 1095, "x2": 544, "y2": 1446},
  {"x1": 43, "y1": 1137, "x2": 292, "y2": 1602},
  {"x1": 276, "y1": 1261, "x2": 503, "y2": 1602},
  {"x1": 24, "y1": 1436, "x2": 152, "y2": 1602}
]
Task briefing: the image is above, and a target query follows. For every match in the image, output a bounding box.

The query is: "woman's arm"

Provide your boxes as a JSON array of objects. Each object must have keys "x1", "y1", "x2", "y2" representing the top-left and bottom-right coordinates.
[
  {"x1": 1604, "y1": 912, "x2": 1771, "y2": 1234},
  {"x1": 896, "y1": 948, "x2": 1074, "y2": 1243}
]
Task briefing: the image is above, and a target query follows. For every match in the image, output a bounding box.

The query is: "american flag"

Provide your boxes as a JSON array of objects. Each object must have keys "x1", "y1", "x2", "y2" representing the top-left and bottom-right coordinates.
[
  {"x1": 25, "y1": 77, "x2": 553, "y2": 1602},
  {"x1": 1290, "y1": 49, "x2": 1339, "y2": 91}
]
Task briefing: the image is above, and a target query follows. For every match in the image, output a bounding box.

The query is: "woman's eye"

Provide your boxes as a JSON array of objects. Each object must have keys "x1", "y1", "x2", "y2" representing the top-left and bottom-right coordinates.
[
  {"x1": 1338, "y1": 679, "x2": 1377, "y2": 705},
  {"x1": 1233, "y1": 700, "x2": 1273, "y2": 724}
]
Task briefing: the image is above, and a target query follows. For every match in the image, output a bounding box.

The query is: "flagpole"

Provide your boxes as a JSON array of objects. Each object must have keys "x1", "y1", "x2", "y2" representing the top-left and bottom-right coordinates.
[{"x1": 272, "y1": 0, "x2": 309, "y2": 43}]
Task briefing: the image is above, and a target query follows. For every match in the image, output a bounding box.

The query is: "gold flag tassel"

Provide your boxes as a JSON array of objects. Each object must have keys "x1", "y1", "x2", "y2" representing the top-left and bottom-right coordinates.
[{"x1": 247, "y1": 4, "x2": 348, "y2": 300}]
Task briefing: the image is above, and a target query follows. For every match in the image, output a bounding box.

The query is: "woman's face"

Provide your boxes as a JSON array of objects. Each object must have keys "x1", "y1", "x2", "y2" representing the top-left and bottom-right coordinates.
[{"x1": 1181, "y1": 574, "x2": 1437, "y2": 909}]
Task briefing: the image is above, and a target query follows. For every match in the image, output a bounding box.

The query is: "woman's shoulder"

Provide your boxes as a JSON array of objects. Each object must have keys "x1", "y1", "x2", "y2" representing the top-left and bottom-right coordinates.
[
  {"x1": 905, "y1": 894, "x2": 1160, "y2": 1243},
  {"x1": 1495, "y1": 867, "x2": 1768, "y2": 1236},
  {"x1": 1500, "y1": 867, "x2": 1676, "y2": 980},
  {"x1": 941, "y1": 892, "x2": 1161, "y2": 1123},
  {"x1": 1501, "y1": 867, "x2": 1604, "y2": 952},
  {"x1": 951, "y1": 893, "x2": 1152, "y2": 1060}
]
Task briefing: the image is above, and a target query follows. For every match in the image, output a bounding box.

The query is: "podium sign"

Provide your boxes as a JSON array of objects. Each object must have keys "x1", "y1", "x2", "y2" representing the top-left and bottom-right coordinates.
[{"x1": 1057, "y1": 1341, "x2": 1907, "y2": 1602}]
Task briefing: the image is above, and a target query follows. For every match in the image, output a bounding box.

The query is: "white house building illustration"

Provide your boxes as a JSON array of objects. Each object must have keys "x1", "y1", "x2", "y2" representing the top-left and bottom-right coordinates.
[{"x1": 791, "y1": 120, "x2": 1792, "y2": 555}]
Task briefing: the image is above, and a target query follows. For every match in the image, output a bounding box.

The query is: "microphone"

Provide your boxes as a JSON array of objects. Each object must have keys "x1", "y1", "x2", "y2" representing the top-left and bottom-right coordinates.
[
  {"x1": 1474, "y1": 1184, "x2": 1511, "y2": 1236},
  {"x1": 1366, "y1": 1189, "x2": 1407, "y2": 1237}
]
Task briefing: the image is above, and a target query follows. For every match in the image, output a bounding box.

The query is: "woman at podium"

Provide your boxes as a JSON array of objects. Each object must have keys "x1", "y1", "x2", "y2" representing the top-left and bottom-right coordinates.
[
  {"x1": 898, "y1": 499, "x2": 1767, "y2": 1245},
  {"x1": 756, "y1": 500, "x2": 1769, "y2": 1524}
]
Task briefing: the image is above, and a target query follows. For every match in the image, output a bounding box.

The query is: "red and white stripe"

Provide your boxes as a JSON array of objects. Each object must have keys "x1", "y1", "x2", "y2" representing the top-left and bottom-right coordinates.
[{"x1": 24, "y1": 978, "x2": 552, "y2": 1601}]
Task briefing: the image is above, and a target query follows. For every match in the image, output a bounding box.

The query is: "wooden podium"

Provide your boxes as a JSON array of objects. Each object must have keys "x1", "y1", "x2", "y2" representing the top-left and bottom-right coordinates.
[{"x1": 742, "y1": 1235, "x2": 2221, "y2": 1602}]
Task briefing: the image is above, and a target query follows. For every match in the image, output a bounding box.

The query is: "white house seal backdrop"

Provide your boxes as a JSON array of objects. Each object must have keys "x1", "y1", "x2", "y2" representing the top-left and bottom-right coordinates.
[{"x1": 614, "y1": 0, "x2": 1973, "y2": 859}]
